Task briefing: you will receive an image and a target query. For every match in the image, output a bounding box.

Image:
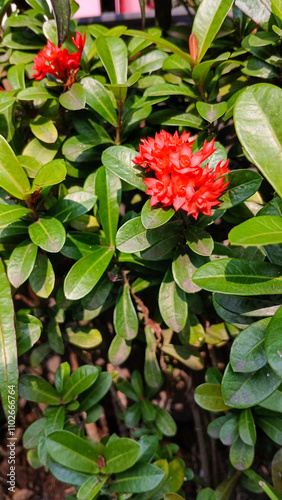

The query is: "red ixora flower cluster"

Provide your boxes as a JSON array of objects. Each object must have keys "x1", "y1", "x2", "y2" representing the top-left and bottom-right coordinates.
[
  {"x1": 32, "y1": 32, "x2": 86, "y2": 85},
  {"x1": 133, "y1": 130, "x2": 230, "y2": 220}
]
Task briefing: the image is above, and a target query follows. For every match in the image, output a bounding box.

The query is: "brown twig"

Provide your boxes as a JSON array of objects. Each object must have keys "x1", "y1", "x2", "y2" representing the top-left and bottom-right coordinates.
[{"x1": 191, "y1": 401, "x2": 211, "y2": 487}]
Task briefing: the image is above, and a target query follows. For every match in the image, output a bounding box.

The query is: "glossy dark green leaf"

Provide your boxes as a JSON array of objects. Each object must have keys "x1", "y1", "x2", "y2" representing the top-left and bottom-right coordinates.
[
  {"x1": 23, "y1": 417, "x2": 46, "y2": 449},
  {"x1": 59, "y1": 83, "x2": 86, "y2": 110},
  {"x1": 141, "y1": 199, "x2": 174, "y2": 229},
  {"x1": 239, "y1": 409, "x2": 256, "y2": 446},
  {"x1": 64, "y1": 247, "x2": 114, "y2": 300},
  {"x1": 8, "y1": 239, "x2": 38, "y2": 288},
  {"x1": 234, "y1": 84, "x2": 282, "y2": 197},
  {"x1": 229, "y1": 216, "x2": 282, "y2": 246},
  {"x1": 114, "y1": 283, "x2": 138, "y2": 340},
  {"x1": 0, "y1": 258, "x2": 18, "y2": 417},
  {"x1": 110, "y1": 463, "x2": 164, "y2": 493},
  {"x1": 196, "y1": 488, "x2": 216, "y2": 500},
  {"x1": 130, "y1": 50, "x2": 168, "y2": 75},
  {"x1": 50, "y1": 0, "x2": 70, "y2": 46},
  {"x1": 159, "y1": 268, "x2": 188, "y2": 332},
  {"x1": 77, "y1": 475, "x2": 107, "y2": 499},
  {"x1": 148, "y1": 110, "x2": 204, "y2": 129},
  {"x1": 194, "y1": 383, "x2": 230, "y2": 412},
  {"x1": 81, "y1": 77, "x2": 117, "y2": 126},
  {"x1": 44, "y1": 406, "x2": 65, "y2": 436},
  {"x1": 63, "y1": 365, "x2": 100, "y2": 404},
  {"x1": 196, "y1": 101, "x2": 227, "y2": 123},
  {"x1": 222, "y1": 363, "x2": 282, "y2": 409},
  {"x1": 192, "y1": 258, "x2": 282, "y2": 296},
  {"x1": 29, "y1": 217, "x2": 66, "y2": 253},
  {"x1": 49, "y1": 191, "x2": 97, "y2": 224},
  {"x1": 96, "y1": 36, "x2": 128, "y2": 84},
  {"x1": 186, "y1": 227, "x2": 214, "y2": 257},
  {"x1": 144, "y1": 83, "x2": 197, "y2": 98},
  {"x1": 30, "y1": 116, "x2": 58, "y2": 144},
  {"x1": 0, "y1": 135, "x2": 30, "y2": 199},
  {"x1": 116, "y1": 217, "x2": 179, "y2": 253},
  {"x1": 230, "y1": 318, "x2": 270, "y2": 373},
  {"x1": 259, "y1": 385, "x2": 282, "y2": 413},
  {"x1": 230, "y1": 436, "x2": 254, "y2": 470},
  {"x1": 46, "y1": 431, "x2": 100, "y2": 474},
  {"x1": 96, "y1": 166, "x2": 121, "y2": 246},
  {"x1": 19, "y1": 374, "x2": 60, "y2": 405},
  {"x1": 265, "y1": 305, "x2": 282, "y2": 377},
  {"x1": 103, "y1": 438, "x2": 140, "y2": 474},
  {"x1": 62, "y1": 135, "x2": 105, "y2": 163},
  {"x1": 16, "y1": 313, "x2": 42, "y2": 357},
  {"x1": 78, "y1": 372, "x2": 113, "y2": 411},
  {"x1": 0, "y1": 95, "x2": 16, "y2": 113},
  {"x1": 102, "y1": 146, "x2": 146, "y2": 191},
  {"x1": 29, "y1": 253, "x2": 55, "y2": 298},
  {"x1": 219, "y1": 170, "x2": 262, "y2": 209},
  {"x1": 32, "y1": 159, "x2": 66, "y2": 190},
  {"x1": 192, "y1": 0, "x2": 234, "y2": 62}
]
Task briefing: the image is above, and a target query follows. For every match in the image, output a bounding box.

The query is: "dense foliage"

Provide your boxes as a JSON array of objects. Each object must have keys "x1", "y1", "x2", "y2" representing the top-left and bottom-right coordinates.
[{"x1": 0, "y1": 0, "x2": 282, "y2": 498}]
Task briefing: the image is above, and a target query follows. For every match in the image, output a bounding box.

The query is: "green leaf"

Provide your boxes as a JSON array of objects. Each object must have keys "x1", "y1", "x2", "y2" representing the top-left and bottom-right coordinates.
[
  {"x1": 19, "y1": 374, "x2": 60, "y2": 405},
  {"x1": 114, "y1": 283, "x2": 138, "y2": 340},
  {"x1": 159, "y1": 267, "x2": 188, "y2": 333},
  {"x1": 44, "y1": 406, "x2": 65, "y2": 436},
  {"x1": 29, "y1": 217, "x2": 66, "y2": 253},
  {"x1": 229, "y1": 216, "x2": 282, "y2": 246},
  {"x1": 0, "y1": 95, "x2": 16, "y2": 113},
  {"x1": 77, "y1": 476, "x2": 107, "y2": 500},
  {"x1": 0, "y1": 205, "x2": 31, "y2": 226},
  {"x1": 81, "y1": 77, "x2": 117, "y2": 126},
  {"x1": 230, "y1": 318, "x2": 270, "y2": 373},
  {"x1": 161, "y1": 344, "x2": 204, "y2": 370},
  {"x1": 116, "y1": 217, "x2": 179, "y2": 253},
  {"x1": 103, "y1": 438, "x2": 140, "y2": 474},
  {"x1": 186, "y1": 227, "x2": 214, "y2": 257},
  {"x1": 172, "y1": 248, "x2": 204, "y2": 293},
  {"x1": 49, "y1": 191, "x2": 96, "y2": 224},
  {"x1": 29, "y1": 253, "x2": 55, "y2": 298},
  {"x1": 196, "y1": 489, "x2": 216, "y2": 500},
  {"x1": 219, "y1": 415, "x2": 239, "y2": 445},
  {"x1": 155, "y1": 406, "x2": 177, "y2": 436},
  {"x1": 32, "y1": 159, "x2": 66, "y2": 190},
  {"x1": 78, "y1": 372, "x2": 113, "y2": 411},
  {"x1": 230, "y1": 436, "x2": 254, "y2": 470},
  {"x1": 194, "y1": 383, "x2": 230, "y2": 412},
  {"x1": 265, "y1": 305, "x2": 282, "y2": 378},
  {"x1": 23, "y1": 418, "x2": 46, "y2": 449},
  {"x1": 102, "y1": 146, "x2": 146, "y2": 192},
  {"x1": 222, "y1": 363, "x2": 282, "y2": 409},
  {"x1": 144, "y1": 325, "x2": 164, "y2": 390},
  {"x1": 219, "y1": 170, "x2": 262, "y2": 209},
  {"x1": 234, "y1": 84, "x2": 282, "y2": 197},
  {"x1": 47, "y1": 319, "x2": 64, "y2": 355},
  {"x1": 64, "y1": 247, "x2": 114, "y2": 300},
  {"x1": 49, "y1": 0, "x2": 70, "y2": 46},
  {"x1": 46, "y1": 431, "x2": 100, "y2": 474},
  {"x1": 148, "y1": 110, "x2": 204, "y2": 129},
  {"x1": 16, "y1": 313, "x2": 42, "y2": 356},
  {"x1": 96, "y1": 36, "x2": 128, "y2": 84},
  {"x1": 96, "y1": 166, "x2": 121, "y2": 246},
  {"x1": 110, "y1": 463, "x2": 164, "y2": 493},
  {"x1": 30, "y1": 117, "x2": 58, "y2": 144},
  {"x1": 17, "y1": 86, "x2": 56, "y2": 101},
  {"x1": 239, "y1": 408, "x2": 256, "y2": 445},
  {"x1": 196, "y1": 102, "x2": 228, "y2": 123},
  {"x1": 130, "y1": 49, "x2": 168, "y2": 75},
  {"x1": 144, "y1": 83, "x2": 196, "y2": 98},
  {"x1": 108, "y1": 334, "x2": 132, "y2": 365},
  {"x1": 0, "y1": 135, "x2": 30, "y2": 199},
  {"x1": 0, "y1": 258, "x2": 18, "y2": 418},
  {"x1": 272, "y1": 448, "x2": 282, "y2": 494},
  {"x1": 59, "y1": 84, "x2": 86, "y2": 111},
  {"x1": 192, "y1": 0, "x2": 234, "y2": 62},
  {"x1": 141, "y1": 199, "x2": 174, "y2": 229},
  {"x1": 63, "y1": 365, "x2": 100, "y2": 404},
  {"x1": 7, "y1": 239, "x2": 38, "y2": 288},
  {"x1": 259, "y1": 385, "x2": 282, "y2": 413},
  {"x1": 192, "y1": 258, "x2": 282, "y2": 296},
  {"x1": 66, "y1": 326, "x2": 102, "y2": 349}
]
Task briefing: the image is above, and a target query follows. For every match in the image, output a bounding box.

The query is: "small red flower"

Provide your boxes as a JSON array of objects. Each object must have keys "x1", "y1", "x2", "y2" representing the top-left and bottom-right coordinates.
[
  {"x1": 134, "y1": 130, "x2": 230, "y2": 220},
  {"x1": 32, "y1": 32, "x2": 86, "y2": 86}
]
